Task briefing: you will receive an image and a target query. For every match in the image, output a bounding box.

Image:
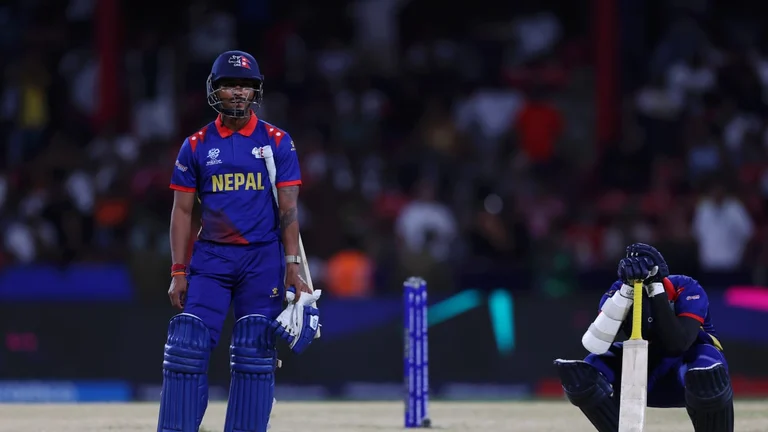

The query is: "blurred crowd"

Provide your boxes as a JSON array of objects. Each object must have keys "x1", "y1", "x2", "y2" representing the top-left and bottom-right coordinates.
[{"x1": 0, "y1": 0, "x2": 766, "y2": 296}]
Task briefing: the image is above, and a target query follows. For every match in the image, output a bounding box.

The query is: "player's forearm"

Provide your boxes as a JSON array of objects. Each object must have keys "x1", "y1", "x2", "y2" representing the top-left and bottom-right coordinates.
[
  {"x1": 170, "y1": 206, "x2": 193, "y2": 264},
  {"x1": 277, "y1": 186, "x2": 300, "y2": 256},
  {"x1": 583, "y1": 287, "x2": 633, "y2": 354},
  {"x1": 281, "y1": 216, "x2": 300, "y2": 255},
  {"x1": 650, "y1": 294, "x2": 700, "y2": 355}
]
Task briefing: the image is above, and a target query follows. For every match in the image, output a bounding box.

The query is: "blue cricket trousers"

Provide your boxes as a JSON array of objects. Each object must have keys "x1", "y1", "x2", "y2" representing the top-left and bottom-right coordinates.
[{"x1": 183, "y1": 240, "x2": 286, "y2": 348}]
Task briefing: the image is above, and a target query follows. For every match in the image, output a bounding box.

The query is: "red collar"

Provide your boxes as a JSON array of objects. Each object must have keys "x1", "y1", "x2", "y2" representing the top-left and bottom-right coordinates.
[{"x1": 215, "y1": 111, "x2": 258, "y2": 138}]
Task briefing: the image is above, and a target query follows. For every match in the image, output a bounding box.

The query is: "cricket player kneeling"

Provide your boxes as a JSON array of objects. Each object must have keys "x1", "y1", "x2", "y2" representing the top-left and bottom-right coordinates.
[{"x1": 554, "y1": 243, "x2": 734, "y2": 432}]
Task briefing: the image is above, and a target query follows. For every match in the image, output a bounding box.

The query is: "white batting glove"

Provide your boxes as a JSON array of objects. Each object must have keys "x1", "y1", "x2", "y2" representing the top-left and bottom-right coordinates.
[
  {"x1": 645, "y1": 282, "x2": 665, "y2": 297},
  {"x1": 618, "y1": 283, "x2": 635, "y2": 299}
]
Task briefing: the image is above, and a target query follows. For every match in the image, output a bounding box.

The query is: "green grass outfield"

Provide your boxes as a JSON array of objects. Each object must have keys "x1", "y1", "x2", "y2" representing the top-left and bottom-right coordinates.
[{"x1": 0, "y1": 400, "x2": 764, "y2": 431}]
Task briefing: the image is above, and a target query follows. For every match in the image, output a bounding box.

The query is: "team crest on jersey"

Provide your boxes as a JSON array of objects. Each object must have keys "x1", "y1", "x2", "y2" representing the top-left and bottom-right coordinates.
[
  {"x1": 228, "y1": 55, "x2": 251, "y2": 69},
  {"x1": 271, "y1": 287, "x2": 279, "y2": 298},
  {"x1": 207, "y1": 148, "x2": 222, "y2": 166},
  {"x1": 252, "y1": 145, "x2": 273, "y2": 159}
]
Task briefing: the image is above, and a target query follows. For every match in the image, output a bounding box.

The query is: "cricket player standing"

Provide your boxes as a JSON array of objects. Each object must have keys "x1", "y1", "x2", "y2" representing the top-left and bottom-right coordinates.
[
  {"x1": 555, "y1": 243, "x2": 734, "y2": 432},
  {"x1": 157, "y1": 50, "x2": 319, "y2": 432}
]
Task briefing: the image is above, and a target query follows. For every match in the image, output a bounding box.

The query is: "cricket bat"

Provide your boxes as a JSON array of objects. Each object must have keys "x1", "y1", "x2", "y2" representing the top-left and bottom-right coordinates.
[
  {"x1": 618, "y1": 281, "x2": 648, "y2": 432},
  {"x1": 259, "y1": 146, "x2": 314, "y2": 287},
  {"x1": 259, "y1": 146, "x2": 320, "y2": 334}
]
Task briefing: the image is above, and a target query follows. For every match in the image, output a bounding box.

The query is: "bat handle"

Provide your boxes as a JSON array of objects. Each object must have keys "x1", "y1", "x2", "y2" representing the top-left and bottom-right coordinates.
[{"x1": 629, "y1": 281, "x2": 644, "y2": 340}]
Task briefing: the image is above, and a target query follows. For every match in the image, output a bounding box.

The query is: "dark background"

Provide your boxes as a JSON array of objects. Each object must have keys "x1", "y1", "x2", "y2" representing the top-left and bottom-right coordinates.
[{"x1": 1, "y1": 0, "x2": 768, "y2": 401}]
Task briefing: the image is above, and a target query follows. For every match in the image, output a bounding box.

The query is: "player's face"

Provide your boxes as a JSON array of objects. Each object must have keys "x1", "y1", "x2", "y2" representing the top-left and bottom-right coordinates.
[{"x1": 216, "y1": 79, "x2": 258, "y2": 112}]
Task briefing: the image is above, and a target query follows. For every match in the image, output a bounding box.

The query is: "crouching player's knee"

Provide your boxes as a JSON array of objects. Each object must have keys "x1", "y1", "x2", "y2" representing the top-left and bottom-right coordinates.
[
  {"x1": 685, "y1": 363, "x2": 734, "y2": 432},
  {"x1": 224, "y1": 314, "x2": 282, "y2": 432},
  {"x1": 158, "y1": 313, "x2": 211, "y2": 432},
  {"x1": 554, "y1": 359, "x2": 619, "y2": 432}
]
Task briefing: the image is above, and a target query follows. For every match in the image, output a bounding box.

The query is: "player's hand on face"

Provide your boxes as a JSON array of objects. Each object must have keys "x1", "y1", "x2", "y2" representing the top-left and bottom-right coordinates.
[
  {"x1": 168, "y1": 275, "x2": 188, "y2": 310},
  {"x1": 285, "y1": 264, "x2": 311, "y2": 302}
]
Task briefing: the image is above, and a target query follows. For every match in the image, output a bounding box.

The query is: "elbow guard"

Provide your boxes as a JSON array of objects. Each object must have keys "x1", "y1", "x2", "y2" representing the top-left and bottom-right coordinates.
[{"x1": 582, "y1": 286, "x2": 633, "y2": 354}]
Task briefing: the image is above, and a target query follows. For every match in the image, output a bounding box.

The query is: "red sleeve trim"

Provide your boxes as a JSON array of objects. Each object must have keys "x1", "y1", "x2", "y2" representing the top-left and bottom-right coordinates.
[
  {"x1": 276, "y1": 180, "x2": 302, "y2": 188},
  {"x1": 662, "y1": 277, "x2": 680, "y2": 301},
  {"x1": 170, "y1": 184, "x2": 196, "y2": 193},
  {"x1": 678, "y1": 312, "x2": 704, "y2": 324}
]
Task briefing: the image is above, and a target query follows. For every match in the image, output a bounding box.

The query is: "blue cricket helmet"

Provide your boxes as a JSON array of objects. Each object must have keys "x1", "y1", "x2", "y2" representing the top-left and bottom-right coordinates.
[{"x1": 206, "y1": 50, "x2": 264, "y2": 118}]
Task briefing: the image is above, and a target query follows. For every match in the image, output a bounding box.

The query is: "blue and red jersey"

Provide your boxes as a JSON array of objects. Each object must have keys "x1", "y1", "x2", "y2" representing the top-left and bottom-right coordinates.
[
  {"x1": 599, "y1": 275, "x2": 722, "y2": 351},
  {"x1": 170, "y1": 112, "x2": 301, "y2": 244}
]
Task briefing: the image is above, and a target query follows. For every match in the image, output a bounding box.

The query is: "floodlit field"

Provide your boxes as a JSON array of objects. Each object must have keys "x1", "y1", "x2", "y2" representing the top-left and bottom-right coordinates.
[{"x1": 0, "y1": 400, "x2": 765, "y2": 431}]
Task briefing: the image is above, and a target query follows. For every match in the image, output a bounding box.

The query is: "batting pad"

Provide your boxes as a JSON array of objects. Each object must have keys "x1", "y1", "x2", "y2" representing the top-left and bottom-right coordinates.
[
  {"x1": 224, "y1": 314, "x2": 278, "y2": 432},
  {"x1": 685, "y1": 363, "x2": 734, "y2": 432},
  {"x1": 157, "y1": 313, "x2": 211, "y2": 432},
  {"x1": 555, "y1": 359, "x2": 619, "y2": 432}
]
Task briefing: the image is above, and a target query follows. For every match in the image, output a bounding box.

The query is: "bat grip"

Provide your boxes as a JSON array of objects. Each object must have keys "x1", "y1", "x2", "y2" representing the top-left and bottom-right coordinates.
[{"x1": 629, "y1": 281, "x2": 644, "y2": 340}]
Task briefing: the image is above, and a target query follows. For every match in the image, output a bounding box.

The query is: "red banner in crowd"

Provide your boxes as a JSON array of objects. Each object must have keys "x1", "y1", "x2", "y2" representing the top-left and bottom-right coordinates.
[{"x1": 95, "y1": 0, "x2": 121, "y2": 129}]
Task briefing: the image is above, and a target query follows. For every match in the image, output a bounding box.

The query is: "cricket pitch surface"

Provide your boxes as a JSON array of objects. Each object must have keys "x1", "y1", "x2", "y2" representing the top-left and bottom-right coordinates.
[{"x1": 0, "y1": 400, "x2": 765, "y2": 431}]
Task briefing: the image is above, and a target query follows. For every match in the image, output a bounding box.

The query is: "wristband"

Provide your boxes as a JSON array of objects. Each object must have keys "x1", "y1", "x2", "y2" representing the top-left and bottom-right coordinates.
[
  {"x1": 285, "y1": 255, "x2": 302, "y2": 264},
  {"x1": 646, "y1": 282, "x2": 666, "y2": 297},
  {"x1": 171, "y1": 264, "x2": 186, "y2": 277}
]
